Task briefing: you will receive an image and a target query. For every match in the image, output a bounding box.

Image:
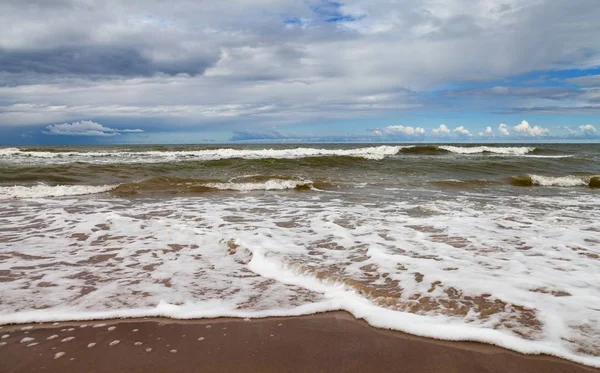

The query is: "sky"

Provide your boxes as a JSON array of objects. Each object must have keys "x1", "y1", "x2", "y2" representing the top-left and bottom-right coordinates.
[{"x1": 1, "y1": 0, "x2": 599, "y2": 144}]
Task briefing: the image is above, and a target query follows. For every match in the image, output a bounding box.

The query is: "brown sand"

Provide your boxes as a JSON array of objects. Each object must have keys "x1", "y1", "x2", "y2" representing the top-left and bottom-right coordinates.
[{"x1": 0, "y1": 312, "x2": 598, "y2": 373}]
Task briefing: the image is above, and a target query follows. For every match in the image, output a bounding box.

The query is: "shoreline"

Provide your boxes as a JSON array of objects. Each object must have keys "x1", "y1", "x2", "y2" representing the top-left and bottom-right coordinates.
[{"x1": 1, "y1": 312, "x2": 598, "y2": 373}]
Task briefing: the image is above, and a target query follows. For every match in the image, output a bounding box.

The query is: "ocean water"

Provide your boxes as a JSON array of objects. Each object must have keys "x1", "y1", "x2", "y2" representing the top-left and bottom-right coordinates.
[{"x1": 0, "y1": 143, "x2": 599, "y2": 367}]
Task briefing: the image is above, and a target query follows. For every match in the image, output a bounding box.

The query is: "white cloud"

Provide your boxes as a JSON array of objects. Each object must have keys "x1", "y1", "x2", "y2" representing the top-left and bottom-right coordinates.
[
  {"x1": 432, "y1": 124, "x2": 451, "y2": 135},
  {"x1": 453, "y1": 126, "x2": 471, "y2": 137},
  {"x1": 371, "y1": 124, "x2": 425, "y2": 138},
  {"x1": 44, "y1": 121, "x2": 143, "y2": 136},
  {"x1": 579, "y1": 124, "x2": 597, "y2": 136},
  {"x1": 498, "y1": 123, "x2": 510, "y2": 136},
  {"x1": 384, "y1": 125, "x2": 425, "y2": 136},
  {"x1": 513, "y1": 120, "x2": 549, "y2": 136},
  {"x1": 479, "y1": 126, "x2": 493, "y2": 137}
]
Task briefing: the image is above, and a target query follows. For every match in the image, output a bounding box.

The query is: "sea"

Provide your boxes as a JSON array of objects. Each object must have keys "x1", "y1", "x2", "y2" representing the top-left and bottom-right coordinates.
[{"x1": 0, "y1": 143, "x2": 599, "y2": 367}]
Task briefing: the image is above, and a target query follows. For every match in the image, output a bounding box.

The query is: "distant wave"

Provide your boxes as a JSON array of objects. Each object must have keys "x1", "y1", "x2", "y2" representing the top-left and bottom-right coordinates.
[
  {"x1": 1, "y1": 146, "x2": 402, "y2": 163},
  {"x1": 397, "y1": 145, "x2": 538, "y2": 156},
  {"x1": 0, "y1": 145, "x2": 562, "y2": 167}
]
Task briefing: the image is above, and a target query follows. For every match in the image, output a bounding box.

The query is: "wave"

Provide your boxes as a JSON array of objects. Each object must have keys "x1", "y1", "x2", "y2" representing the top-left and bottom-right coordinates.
[
  {"x1": 398, "y1": 145, "x2": 537, "y2": 156},
  {"x1": 111, "y1": 176, "x2": 330, "y2": 196},
  {"x1": 0, "y1": 176, "x2": 330, "y2": 199},
  {"x1": 0, "y1": 145, "x2": 559, "y2": 167},
  {"x1": 398, "y1": 145, "x2": 449, "y2": 155},
  {"x1": 0, "y1": 184, "x2": 118, "y2": 199},
  {"x1": 1, "y1": 146, "x2": 402, "y2": 163},
  {"x1": 510, "y1": 175, "x2": 599, "y2": 187},
  {"x1": 0, "y1": 147, "x2": 21, "y2": 156},
  {"x1": 438, "y1": 145, "x2": 536, "y2": 155}
]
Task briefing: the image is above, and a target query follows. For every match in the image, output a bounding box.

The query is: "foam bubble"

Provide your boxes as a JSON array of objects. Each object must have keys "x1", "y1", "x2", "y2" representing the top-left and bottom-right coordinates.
[
  {"x1": 0, "y1": 191, "x2": 598, "y2": 367},
  {"x1": 438, "y1": 146, "x2": 535, "y2": 155},
  {"x1": 204, "y1": 179, "x2": 313, "y2": 191},
  {"x1": 0, "y1": 148, "x2": 21, "y2": 156},
  {"x1": 530, "y1": 175, "x2": 588, "y2": 187},
  {"x1": 0, "y1": 184, "x2": 117, "y2": 199}
]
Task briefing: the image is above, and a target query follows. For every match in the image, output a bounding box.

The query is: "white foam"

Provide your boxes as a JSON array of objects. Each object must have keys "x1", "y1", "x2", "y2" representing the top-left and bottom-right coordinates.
[
  {"x1": 54, "y1": 352, "x2": 65, "y2": 359},
  {"x1": 205, "y1": 179, "x2": 313, "y2": 191},
  {"x1": 0, "y1": 146, "x2": 402, "y2": 165},
  {"x1": 439, "y1": 145, "x2": 535, "y2": 155},
  {"x1": 529, "y1": 175, "x2": 588, "y2": 187},
  {"x1": 0, "y1": 184, "x2": 117, "y2": 199},
  {"x1": 0, "y1": 193, "x2": 598, "y2": 367},
  {"x1": 20, "y1": 337, "x2": 35, "y2": 343},
  {"x1": 0, "y1": 148, "x2": 21, "y2": 156}
]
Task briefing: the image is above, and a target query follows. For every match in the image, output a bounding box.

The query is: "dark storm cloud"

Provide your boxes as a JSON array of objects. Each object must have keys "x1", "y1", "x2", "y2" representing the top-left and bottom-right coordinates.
[{"x1": 0, "y1": 46, "x2": 218, "y2": 77}]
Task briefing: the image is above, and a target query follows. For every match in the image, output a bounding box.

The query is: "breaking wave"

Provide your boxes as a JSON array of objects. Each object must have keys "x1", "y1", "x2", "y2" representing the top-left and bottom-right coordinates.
[
  {"x1": 398, "y1": 145, "x2": 537, "y2": 156},
  {"x1": 510, "y1": 175, "x2": 600, "y2": 187},
  {"x1": 0, "y1": 184, "x2": 118, "y2": 199}
]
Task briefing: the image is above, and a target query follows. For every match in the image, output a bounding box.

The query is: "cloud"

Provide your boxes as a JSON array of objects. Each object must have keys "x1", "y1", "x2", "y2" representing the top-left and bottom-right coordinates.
[
  {"x1": 0, "y1": 47, "x2": 218, "y2": 77},
  {"x1": 382, "y1": 125, "x2": 425, "y2": 136},
  {"x1": 478, "y1": 126, "x2": 493, "y2": 137},
  {"x1": 579, "y1": 124, "x2": 597, "y2": 136},
  {"x1": 566, "y1": 75, "x2": 600, "y2": 87},
  {"x1": 453, "y1": 126, "x2": 471, "y2": 137},
  {"x1": 498, "y1": 123, "x2": 510, "y2": 136},
  {"x1": 44, "y1": 120, "x2": 143, "y2": 136},
  {"x1": 432, "y1": 124, "x2": 451, "y2": 136},
  {"x1": 513, "y1": 120, "x2": 549, "y2": 136},
  {"x1": 370, "y1": 124, "x2": 426, "y2": 140},
  {"x1": 1, "y1": 0, "x2": 600, "y2": 140}
]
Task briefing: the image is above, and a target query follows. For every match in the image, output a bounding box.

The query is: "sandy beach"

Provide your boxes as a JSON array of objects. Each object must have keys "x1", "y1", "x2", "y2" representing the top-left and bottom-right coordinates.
[{"x1": 1, "y1": 312, "x2": 598, "y2": 373}]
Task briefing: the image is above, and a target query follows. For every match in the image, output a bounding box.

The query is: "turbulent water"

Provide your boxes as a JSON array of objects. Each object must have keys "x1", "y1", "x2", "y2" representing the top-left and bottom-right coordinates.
[{"x1": 1, "y1": 143, "x2": 599, "y2": 367}]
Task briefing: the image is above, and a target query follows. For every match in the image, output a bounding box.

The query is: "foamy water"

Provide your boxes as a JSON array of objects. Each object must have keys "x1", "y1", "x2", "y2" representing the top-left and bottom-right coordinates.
[
  {"x1": 0, "y1": 145, "x2": 402, "y2": 165},
  {"x1": 0, "y1": 144, "x2": 599, "y2": 367}
]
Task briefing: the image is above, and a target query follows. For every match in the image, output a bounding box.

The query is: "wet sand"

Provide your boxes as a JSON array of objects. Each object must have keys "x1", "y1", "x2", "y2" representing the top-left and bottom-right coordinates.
[{"x1": 0, "y1": 312, "x2": 598, "y2": 373}]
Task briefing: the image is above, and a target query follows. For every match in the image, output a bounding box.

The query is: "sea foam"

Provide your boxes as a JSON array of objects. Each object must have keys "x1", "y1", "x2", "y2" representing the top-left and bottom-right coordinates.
[
  {"x1": 0, "y1": 146, "x2": 402, "y2": 165},
  {"x1": 438, "y1": 145, "x2": 535, "y2": 155},
  {"x1": 0, "y1": 192, "x2": 599, "y2": 367},
  {"x1": 0, "y1": 184, "x2": 118, "y2": 199}
]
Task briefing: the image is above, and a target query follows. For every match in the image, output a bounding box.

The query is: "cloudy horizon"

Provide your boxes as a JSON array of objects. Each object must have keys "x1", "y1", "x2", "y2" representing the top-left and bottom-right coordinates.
[{"x1": 1, "y1": 0, "x2": 599, "y2": 144}]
